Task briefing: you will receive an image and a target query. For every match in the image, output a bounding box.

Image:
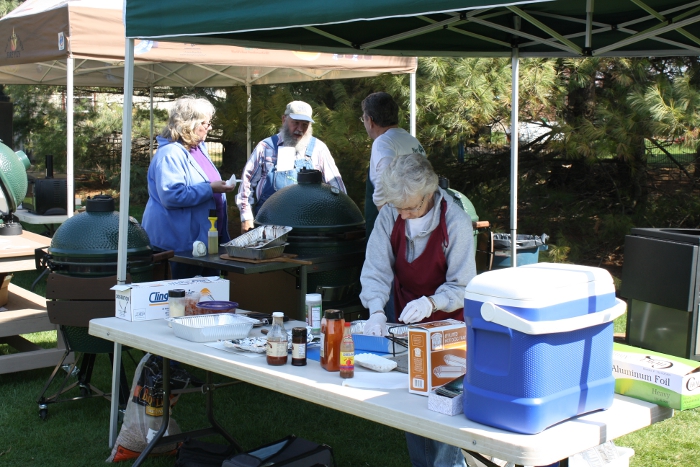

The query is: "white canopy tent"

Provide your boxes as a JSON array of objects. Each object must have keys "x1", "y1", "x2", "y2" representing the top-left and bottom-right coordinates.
[{"x1": 0, "y1": 0, "x2": 416, "y2": 217}]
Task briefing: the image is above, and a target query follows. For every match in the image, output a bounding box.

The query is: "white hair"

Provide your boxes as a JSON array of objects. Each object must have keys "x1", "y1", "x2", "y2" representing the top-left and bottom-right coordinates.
[{"x1": 381, "y1": 153, "x2": 438, "y2": 207}]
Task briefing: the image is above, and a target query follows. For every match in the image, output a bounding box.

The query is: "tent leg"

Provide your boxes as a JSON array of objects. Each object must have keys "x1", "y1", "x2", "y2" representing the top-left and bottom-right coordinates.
[
  {"x1": 150, "y1": 86, "x2": 154, "y2": 159},
  {"x1": 247, "y1": 84, "x2": 252, "y2": 157},
  {"x1": 66, "y1": 57, "x2": 74, "y2": 218},
  {"x1": 510, "y1": 48, "x2": 519, "y2": 267},
  {"x1": 410, "y1": 71, "x2": 416, "y2": 137}
]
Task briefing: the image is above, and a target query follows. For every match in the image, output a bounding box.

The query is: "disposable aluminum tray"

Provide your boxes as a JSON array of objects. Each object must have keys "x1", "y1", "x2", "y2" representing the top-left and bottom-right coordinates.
[
  {"x1": 224, "y1": 243, "x2": 288, "y2": 260},
  {"x1": 224, "y1": 225, "x2": 292, "y2": 249},
  {"x1": 168, "y1": 313, "x2": 258, "y2": 342}
]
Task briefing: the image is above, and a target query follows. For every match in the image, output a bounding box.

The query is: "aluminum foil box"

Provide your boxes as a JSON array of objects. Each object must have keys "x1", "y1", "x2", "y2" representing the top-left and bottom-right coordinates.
[
  {"x1": 112, "y1": 276, "x2": 229, "y2": 321},
  {"x1": 408, "y1": 319, "x2": 466, "y2": 396},
  {"x1": 613, "y1": 343, "x2": 700, "y2": 410}
]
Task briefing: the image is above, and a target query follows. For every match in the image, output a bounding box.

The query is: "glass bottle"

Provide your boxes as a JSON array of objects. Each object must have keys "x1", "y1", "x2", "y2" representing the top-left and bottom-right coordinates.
[
  {"x1": 320, "y1": 310, "x2": 344, "y2": 372},
  {"x1": 167, "y1": 289, "x2": 186, "y2": 318},
  {"x1": 339, "y1": 322, "x2": 354, "y2": 379},
  {"x1": 266, "y1": 312, "x2": 288, "y2": 366},
  {"x1": 291, "y1": 327, "x2": 307, "y2": 366}
]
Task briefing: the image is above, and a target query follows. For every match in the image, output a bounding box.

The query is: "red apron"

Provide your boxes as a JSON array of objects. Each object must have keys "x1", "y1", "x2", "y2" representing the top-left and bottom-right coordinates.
[{"x1": 390, "y1": 199, "x2": 464, "y2": 323}]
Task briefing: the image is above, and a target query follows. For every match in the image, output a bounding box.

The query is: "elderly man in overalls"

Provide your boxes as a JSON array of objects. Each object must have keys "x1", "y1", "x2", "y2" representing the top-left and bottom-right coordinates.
[{"x1": 236, "y1": 101, "x2": 346, "y2": 233}]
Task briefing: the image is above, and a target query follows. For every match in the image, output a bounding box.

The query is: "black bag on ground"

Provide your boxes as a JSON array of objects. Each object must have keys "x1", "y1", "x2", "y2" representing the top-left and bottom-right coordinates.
[
  {"x1": 175, "y1": 438, "x2": 238, "y2": 467},
  {"x1": 222, "y1": 435, "x2": 333, "y2": 467}
]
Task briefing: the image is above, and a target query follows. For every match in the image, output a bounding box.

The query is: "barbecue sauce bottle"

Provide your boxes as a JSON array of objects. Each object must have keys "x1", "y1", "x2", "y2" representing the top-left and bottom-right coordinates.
[
  {"x1": 320, "y1": 310, "x2": 344, "y2": 372},
  {"x1": 266, "y1": 312, "x2": 288, "y2": 365},
  {"x1": 339, "y1": 322, "x2": 354, "y2": 379}
]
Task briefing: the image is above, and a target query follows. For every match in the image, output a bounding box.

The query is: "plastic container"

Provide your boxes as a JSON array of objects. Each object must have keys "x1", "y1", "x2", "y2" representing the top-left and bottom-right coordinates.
[
  {"x1": 195, "y1": 300, "x2": 238, "y2": 315},
  {"x1": 462, "y1": 263, "x2": 626, "y2": 434},
  {"x1": 491, "y1": 233, "x2": 548, "y2": 269},
  {"x1": 305, "y1": 293, "x2": 322, "y2": 335}
]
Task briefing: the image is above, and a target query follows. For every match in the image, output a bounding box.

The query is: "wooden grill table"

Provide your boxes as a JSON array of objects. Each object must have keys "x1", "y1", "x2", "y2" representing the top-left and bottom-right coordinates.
[
  {"x1": 0, "y1": 229, "x2": 68, "y2": 374},
  {"x1": 90, "y1": 317, "x2": 673, "y2": 467},
  {"x1": 172, "y1": 248, "x2": 365, "y2": 318}
]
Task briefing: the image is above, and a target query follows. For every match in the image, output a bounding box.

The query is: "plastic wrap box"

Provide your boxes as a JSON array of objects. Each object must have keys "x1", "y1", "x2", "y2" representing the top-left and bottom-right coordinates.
[
  {"x1": 428, "y1": 390, "x2": 464, "y2": 416},
  {"x1": 408, "y1": 319, "x2": 466, "y2": 396},
  {"x1": 613, "y1": 342, "x2": 700, "y2": 410},
  {"x1": 112, "y1": 276, "x2": 229, "y2": 322},
  {"x1": 463, "y1": 263, "x2": 626, "y2": 434}
]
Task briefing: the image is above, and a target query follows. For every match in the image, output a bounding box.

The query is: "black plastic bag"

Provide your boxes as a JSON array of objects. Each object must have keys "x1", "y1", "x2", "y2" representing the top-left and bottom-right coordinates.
[{"x1": 223, "y1": 435, "x2": 333, "y2": 467}]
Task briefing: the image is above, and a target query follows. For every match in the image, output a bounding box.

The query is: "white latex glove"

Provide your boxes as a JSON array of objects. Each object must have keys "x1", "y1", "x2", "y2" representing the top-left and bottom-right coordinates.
[
  {"x1": 364, "y1": 312, "x2": 388, "y2": 336},
  {"x1": 399, "y1": 296, "x2": 434, "y2": 324}
]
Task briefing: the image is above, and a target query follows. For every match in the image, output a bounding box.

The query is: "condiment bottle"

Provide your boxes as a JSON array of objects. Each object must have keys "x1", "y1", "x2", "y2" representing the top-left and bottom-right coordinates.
[
  {"x1": 291, "y1": 327, "x2": 307, "y2": 366},
  {"x1": 320, "y1": 309, "x2": 344, "y2": 372},
  {"x1": 339, "y1": 322, "x2": 354, "y2": 379},
  {"x1": 266, "y1": 312, "x2": 288, "y2": 366},
  {"x1": 168, "y1": 289, "x2": 186, "y2": 318},
  {"x1": 207, "y1": 209, "x2": 218, "y2": 256},
  {"x1": 305, "y1": 293, "x2": 322, "y2": 335}
]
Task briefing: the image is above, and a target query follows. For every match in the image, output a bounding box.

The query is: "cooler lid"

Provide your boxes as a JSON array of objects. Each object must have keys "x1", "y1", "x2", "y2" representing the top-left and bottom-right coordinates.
[{"x1": 465, "y1": 263, "x2": 615, "y2": 309}]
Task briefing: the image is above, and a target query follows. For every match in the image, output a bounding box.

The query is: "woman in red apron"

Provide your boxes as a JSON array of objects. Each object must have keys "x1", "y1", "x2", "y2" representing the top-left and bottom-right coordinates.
[
  {"x1": 359, "y1": 153, "x2": 476, "y2": 336},
  {"x1": 359, "y1": 153, "x2": 476, "y2": 467}
]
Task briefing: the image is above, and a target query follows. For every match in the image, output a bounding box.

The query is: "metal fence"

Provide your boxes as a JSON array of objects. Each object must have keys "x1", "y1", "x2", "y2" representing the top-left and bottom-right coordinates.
[
  {"x1": 645, "y1": 139, "x2": 698, "y2": 168},
  {"x1": 92, "y1": 136, "x2": 223, "y2": 169}
]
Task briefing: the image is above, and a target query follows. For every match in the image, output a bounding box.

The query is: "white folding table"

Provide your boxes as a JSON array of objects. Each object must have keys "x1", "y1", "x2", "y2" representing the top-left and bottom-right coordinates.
[{"x1": 89, "y1": 317, "x2": 673, "y2": 467}]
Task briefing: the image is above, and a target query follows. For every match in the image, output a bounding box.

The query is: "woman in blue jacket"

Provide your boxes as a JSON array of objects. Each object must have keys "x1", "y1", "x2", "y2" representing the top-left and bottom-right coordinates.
[{"x1": 142, "y1": 96, "x2": 236, "y2": 279}]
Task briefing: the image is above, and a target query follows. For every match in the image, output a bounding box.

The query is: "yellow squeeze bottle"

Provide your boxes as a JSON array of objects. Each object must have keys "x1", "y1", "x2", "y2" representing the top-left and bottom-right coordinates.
[{"x1": 207, "y1": 210, "x2": 218, "y2": 256}]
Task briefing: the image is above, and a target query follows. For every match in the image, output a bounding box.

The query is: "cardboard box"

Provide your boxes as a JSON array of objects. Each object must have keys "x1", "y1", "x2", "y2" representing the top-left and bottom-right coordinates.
[
  {"x1": 428, "y1": 390, "x2": 463, "y2": 416},
  {"x1": 0, "y1": 273, "x2": 12, "y2": 307},
  {"x1": 408, "y1": 319, "x2": 466, "y2": 396},
  {"x1": 112, "y1": 276, "x2": 229, "y2": 322},
  {"x1": 612, "y1": 342, "x2": 700, "y2": 410}
]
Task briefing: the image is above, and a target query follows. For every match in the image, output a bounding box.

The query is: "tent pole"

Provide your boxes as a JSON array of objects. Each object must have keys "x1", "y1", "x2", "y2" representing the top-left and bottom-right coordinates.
[
  {"x1": 247, "y1": 83, "x2": 252, "y2": 157},
  {"x1": 112, "y1": 38, "x2": 134, "y2": 450},
  {"x1": 66, "y1": 57, "x2": 74, "y2": 218},
  {"x1": 410, "y1": 71, "x2": 416, "y2": 137},
  {"x1": 510, "y1": 48, "x2": 519, "y2": 267},
  {"x1": 149, "y1": 86, "x2": 154, "y2": 159},
  {"x1": 117, "y1": 38, "x2": 134, "y2": 286}
]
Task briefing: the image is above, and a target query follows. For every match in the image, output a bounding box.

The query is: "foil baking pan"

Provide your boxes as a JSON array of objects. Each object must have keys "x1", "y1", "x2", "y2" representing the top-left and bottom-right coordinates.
[
  {"x1": 223, "y1": 225, "x2": 292, "y2": 249},
  {"x1": 168, "y1": 313, "x2": 259, "y2": 342}
]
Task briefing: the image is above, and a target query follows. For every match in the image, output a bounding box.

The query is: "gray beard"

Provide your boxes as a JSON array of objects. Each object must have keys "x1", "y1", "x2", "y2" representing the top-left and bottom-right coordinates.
[{"x1": 280, "y1": 124, "x2": 313, "y2": 153}]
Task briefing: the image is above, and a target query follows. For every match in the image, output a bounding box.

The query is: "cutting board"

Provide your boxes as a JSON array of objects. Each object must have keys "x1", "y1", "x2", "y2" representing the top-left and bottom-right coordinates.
[{"x1": 219, "y1": 253, "x2": 312, "y2": 265}]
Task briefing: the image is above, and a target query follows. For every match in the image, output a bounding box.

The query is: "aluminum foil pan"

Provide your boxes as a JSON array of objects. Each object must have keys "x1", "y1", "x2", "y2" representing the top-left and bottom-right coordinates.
[
  {"x1": 168, "y1": 313, "x2": 259, "y2": 342},
  {"x1": 224, "y1": 225, "x2": 292, "y2": 249},
  {"x1": 224, "y1": 243, "x2": 288, "y2": 260}
]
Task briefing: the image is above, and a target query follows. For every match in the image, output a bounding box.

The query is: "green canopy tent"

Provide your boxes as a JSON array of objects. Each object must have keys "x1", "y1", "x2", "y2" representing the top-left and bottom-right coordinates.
[{"x1": 117, "y1": 1, "x2": 700, "y2": 271}]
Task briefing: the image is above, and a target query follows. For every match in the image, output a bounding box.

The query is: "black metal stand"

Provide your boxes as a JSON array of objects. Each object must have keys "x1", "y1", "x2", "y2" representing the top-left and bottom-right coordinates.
[{"x1": 130, "y1": 357, "x2": 241, "y2": 467}]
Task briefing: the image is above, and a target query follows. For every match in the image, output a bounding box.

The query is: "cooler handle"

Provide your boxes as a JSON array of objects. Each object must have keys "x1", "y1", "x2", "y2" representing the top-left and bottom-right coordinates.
[{"x1": 480, "y1": 299, "x2": 626, "y2": 335}]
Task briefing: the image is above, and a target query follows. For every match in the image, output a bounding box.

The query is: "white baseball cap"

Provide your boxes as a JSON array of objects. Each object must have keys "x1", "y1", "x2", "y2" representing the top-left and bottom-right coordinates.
[{"x1": 284, "y1": 101, "x2": 314, "y2": 123}]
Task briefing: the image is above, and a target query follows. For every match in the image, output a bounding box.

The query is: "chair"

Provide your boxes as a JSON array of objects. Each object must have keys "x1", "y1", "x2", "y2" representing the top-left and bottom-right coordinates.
[{"x1": 36, "y1": 250, "x2": 174, "y2": 420}]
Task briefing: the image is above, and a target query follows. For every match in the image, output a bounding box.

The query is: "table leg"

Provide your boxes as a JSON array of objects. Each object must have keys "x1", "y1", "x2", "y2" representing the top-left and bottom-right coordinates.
[{"x1": 109, "y1": 342, "x2": 122, "y2": 448}]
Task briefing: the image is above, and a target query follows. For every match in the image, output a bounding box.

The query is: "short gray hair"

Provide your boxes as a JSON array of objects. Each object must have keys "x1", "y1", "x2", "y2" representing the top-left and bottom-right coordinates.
[
  {"x1": 161, "y1": 96, "x2": 215, "y2": 149},
  {"x1": 381, "y1": 153, "x2": 438, "y2": 207}
]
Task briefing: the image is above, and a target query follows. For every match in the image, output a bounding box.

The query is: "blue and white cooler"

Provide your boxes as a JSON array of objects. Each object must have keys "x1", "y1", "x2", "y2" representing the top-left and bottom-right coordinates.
[{"x1": 463, "y1": 263, "x2": 626, "y2": 434}]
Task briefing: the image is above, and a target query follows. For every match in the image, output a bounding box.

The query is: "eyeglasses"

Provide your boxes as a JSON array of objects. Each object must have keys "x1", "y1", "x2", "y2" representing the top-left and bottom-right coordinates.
[
  {"x1": 390, "y1": 194, "x2": 428, "y2": 213},
  {"x1": 200, "y1": 121, "x2": 213, "y2": 129},
  {"x1": 359, "y1": 115, "x2": 370, "y2": 123}
]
